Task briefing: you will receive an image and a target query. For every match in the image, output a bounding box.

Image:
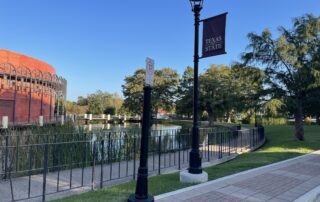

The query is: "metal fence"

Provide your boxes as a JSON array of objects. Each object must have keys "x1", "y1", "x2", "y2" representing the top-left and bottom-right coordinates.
[{"x1": 0, "y1": 125, "x2": 265, "y2": 201}]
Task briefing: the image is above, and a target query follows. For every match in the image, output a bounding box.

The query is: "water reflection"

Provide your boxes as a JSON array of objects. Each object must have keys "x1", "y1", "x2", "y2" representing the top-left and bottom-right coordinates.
[{"x1": 82, "y1": 123, "x2": 181, "y2": 132}]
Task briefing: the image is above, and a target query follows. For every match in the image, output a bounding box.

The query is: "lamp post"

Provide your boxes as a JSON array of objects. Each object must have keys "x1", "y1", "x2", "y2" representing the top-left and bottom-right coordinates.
[
  {"x1": 180, "y1": 0, "x2": 208, "y2": 183},
  {"x1": 189, "y1": 0, "x2": 203, "y2": 174}
]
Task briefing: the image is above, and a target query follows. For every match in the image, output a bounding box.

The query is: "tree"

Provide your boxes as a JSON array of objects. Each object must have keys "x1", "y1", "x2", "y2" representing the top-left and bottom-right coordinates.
[
  {"x1": 66, "y1": 101, "x2": 88, "y2": 114},
  {"x1": 87, "y1": 91, "x2": 123, "y2": 114},
  {"x1": 122, "y1": 69, "x2": 145, "y2": 115},
  {"x1": 231, "y1": 64, "x2": 264, "y2": 125},
  {"x1": 122, "y1": 68, "x2": 179, "y2": 115},
  {"x1": 304, "y1": 87, "x2": 320, "y2": 125},
  {"x1": 199, "y1": 65, "x2": 234, "y2": 126},
  {"x1": 176, "y1": 66, "x2": 193, "y2": 118},
  {"x1": 153, "y1": 68, "x2": 180, "y2": 113},
  {"x1": 77, "y1": 96, "x2": 88, "y2": 106},
  {"x1": 263, "y1": 99, "x2": 286, "y2": 118},
  {"x1": 242, "y1": 14, "x2": 320, "y2": 140}
]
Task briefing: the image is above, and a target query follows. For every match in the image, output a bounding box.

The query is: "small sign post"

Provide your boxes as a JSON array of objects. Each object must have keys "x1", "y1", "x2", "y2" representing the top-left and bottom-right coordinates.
[
  {"x1": 128, "y1": 58, "x2": 155, "y2": 202},
  {"x1": 145, "y1": 57, "x2": 155, "y2": 86}
]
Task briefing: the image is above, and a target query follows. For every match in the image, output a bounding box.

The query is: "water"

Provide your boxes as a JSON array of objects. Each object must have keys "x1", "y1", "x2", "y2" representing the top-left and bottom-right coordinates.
[{"x1": 81, "y1": 123, "x2": 182, "y2": 132}]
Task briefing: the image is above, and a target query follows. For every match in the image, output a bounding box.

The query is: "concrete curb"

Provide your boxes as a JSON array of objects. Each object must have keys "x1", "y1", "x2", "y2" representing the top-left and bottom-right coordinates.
[{"x1": 294, "y1": 184, "x2": 320, "y2": 202}]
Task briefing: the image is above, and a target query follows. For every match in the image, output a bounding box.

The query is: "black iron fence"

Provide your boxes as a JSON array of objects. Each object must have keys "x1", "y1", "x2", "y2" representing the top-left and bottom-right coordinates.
[{"x1": 0, "y1": 125, "x2": 265, "y2": 202}]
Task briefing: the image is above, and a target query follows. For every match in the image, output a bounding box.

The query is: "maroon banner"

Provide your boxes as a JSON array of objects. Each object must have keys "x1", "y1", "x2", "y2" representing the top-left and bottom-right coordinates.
[{"x1": 202, "y1": 13, "x2": 227, "y2": 58}]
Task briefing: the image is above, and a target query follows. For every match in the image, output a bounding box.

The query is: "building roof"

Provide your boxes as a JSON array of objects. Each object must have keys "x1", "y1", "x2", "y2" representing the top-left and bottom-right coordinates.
[{"x1": 0, "y1": 48, "x2": 56, "y2": 74}]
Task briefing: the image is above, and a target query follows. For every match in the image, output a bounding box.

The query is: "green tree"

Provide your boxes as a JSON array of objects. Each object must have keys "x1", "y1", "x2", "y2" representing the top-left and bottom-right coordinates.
[
  {"x1": 304, "y1": 88, "x2": 320, "y2": 125},
  {"x1": 77, "y1": 96, "x2": 88, "y2": 106},
  {"x1": 199, "y1": 65, "x2": 234, "y2": 126},
  {"x1": 231, "y1": 64, "x2": 264, "y2": 125},
  {"x1": 176, "y1": 67, "x2": 194, "y2": 118},
  {"x1": 122, "y1": 68, "x2": 179, "y2": 115},
  {"x1": 242, "y1": 14, "x2": 320, "y2": 140},
  {"x1": 263, "y1": 99, "x2": 286, "y2": 118},
  {"x1": 66, "y1": 101, "x2": 88, "y2": 114},
  {"x1": 87, "y1": 91, "x2": 123, "y2": 114},
  {"x1": 122, "y1": 69, "x2": 145, "y2": 115}
]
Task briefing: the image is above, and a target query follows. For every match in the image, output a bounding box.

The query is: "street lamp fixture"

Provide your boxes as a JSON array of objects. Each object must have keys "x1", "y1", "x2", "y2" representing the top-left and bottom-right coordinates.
[{"x1": 189, "y1": 0, "x2": 204, "y2": 11}]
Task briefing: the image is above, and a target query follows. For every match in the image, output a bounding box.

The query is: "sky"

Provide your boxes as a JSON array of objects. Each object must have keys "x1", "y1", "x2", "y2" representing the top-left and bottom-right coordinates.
[{"x1": 0, "y1": 0, "x2": 319, "y2": 101}]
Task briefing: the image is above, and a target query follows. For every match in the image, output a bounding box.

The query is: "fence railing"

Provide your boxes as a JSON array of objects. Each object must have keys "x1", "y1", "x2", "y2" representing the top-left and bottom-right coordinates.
[{"x1": 0, "y1": 125, "x2": 265, "y2": 202}]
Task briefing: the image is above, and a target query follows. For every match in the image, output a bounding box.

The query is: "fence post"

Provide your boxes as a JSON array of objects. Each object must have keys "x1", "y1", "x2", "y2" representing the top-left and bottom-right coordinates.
[
  {"x1": 42, "y1": 144, "x2": 48, "y2": 202},
  {"x1": 133, "y1": 136, "x2": 137, "y2": 180},
  {"x1": 178, "y1": 132, "x2": 181, "y2": 170},
  {"x1": 219, "y1": 133, "x2": 222, "y2": 159},
  {"x1": 15, "y1": 135, "x2": 20, "y2": 172},
  {"x1": 207, "y1": 133, "x2": 210, "y2": 162},
  {"x1": 4, "y1": 135, "x2": 9, "y2": 180},
  {"x1": 228, "y1": 132, "x2": 231, "y2": 156},
  {"x1": 100, "y1": 140, "x2": 104, "y2": 189},
  {"x1": 91, "y1": 141, "x2": 96, "y2": 190},
  {"x1": 158, "y1": 135, "x2": 161, "y2": 175},
  {"x1": 81, "y1": 142, "x2": 86, "y2": 187}
]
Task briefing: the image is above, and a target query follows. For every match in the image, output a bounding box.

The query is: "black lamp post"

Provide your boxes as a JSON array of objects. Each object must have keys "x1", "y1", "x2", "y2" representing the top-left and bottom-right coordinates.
[{"x1": 188, "y1": 0, "x2": 204, "y2": 175}]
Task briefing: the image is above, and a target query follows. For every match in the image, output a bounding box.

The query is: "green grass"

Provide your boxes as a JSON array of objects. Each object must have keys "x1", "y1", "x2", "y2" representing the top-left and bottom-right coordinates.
[{"x1": 54, "y1": 125, "x2": 320, "y2": 202}]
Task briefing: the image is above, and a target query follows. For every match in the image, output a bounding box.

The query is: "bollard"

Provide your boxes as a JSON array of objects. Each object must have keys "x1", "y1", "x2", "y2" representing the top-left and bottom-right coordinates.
[
  {"x1": 60, "y1": 115, "x2": 64, "y2": 125},
  {"x1": 101, "y1": 114, "x2": 105, "y2": 119},
  {"x1": 107, "y1": 114, "x2": 111, "y2": 121},
  {"x1": 39, "y1": 116, "x2": 44, "y2": 127},
  {"x1": 89, "y1": 114, "x2": 92, "y2": 121},
  {"x1": 2, "y1": 116, "x2": 8, "y2": 129},
  {"x1": 84, "y1": 114, "x2": 88, "y2": 119}
]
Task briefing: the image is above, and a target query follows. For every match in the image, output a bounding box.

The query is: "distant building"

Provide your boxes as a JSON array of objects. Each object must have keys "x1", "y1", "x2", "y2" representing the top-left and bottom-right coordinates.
[{"x1": 0, "y1": 49, "x2": 67, "y2": 125}]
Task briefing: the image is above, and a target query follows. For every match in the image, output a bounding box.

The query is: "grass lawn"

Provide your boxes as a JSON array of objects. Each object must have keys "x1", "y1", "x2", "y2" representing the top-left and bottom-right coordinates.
[{"x1": 54, "y1": 125, "x2": 320, "y2": 202}]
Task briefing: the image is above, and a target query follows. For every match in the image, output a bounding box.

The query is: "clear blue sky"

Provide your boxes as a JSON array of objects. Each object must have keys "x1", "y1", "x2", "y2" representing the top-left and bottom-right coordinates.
[{"x1": 0, "y1": 0, "x2": 319, "y2": 101}]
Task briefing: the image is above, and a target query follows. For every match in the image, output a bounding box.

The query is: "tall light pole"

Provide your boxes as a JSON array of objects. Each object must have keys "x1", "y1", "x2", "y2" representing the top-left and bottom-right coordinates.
[
  {"x1": 189, "y1": 0, "x2": 203, "y2": 174},
  {"x1": 180, "y1": 0, "x2": 208, "y2": 183}
]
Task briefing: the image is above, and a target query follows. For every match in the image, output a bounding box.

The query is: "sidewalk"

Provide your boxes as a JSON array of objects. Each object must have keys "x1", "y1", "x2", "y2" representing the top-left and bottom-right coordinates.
[{"x1": 155, "y1": 150, "x2": 320, "y2": 202}]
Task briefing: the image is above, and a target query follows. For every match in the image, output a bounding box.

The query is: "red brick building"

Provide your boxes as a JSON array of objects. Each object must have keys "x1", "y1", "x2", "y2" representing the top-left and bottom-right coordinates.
[{"x1": 0, "y1": 49, "x2": 67, "y2": 125}]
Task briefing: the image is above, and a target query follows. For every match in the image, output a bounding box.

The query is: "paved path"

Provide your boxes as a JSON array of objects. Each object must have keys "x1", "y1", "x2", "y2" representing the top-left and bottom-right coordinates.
[{"x1": 155, "y1": 150, "x2": 320, "y2": 202}]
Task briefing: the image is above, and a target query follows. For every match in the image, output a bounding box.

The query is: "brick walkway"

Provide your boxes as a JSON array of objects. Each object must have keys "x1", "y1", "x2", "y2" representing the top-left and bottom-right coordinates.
[{"x1": 155, "y1": 150, "x2": 320, "y2": 202}]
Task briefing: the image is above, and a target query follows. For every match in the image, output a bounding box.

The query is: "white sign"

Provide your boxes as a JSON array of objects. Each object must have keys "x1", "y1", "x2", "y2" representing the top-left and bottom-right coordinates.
[{"x1": 145, "y1": 57, "x2": 155, "y2": 86}]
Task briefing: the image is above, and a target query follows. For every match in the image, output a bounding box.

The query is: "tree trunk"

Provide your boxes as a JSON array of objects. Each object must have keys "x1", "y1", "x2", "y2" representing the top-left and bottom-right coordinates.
[
  {"x1": 316, "y1": 114, "x2": 320, "y2": 125},
  {"x1": 294, "y1": 98, "x2": 304, "y2": 141},
  {"x1": 206, "y1": 105, "x2": 214, "y2": 127}
]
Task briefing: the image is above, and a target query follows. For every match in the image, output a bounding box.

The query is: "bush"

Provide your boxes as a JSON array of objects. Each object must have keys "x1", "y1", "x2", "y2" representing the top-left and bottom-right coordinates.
[{"x1": 304, "y1": 117, "x2": 313, "y2": 125}]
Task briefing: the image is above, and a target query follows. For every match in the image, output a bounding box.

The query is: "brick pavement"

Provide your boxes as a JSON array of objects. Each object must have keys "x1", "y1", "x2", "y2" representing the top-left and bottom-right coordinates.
[{"x1": 155, "y1": 150, "x2": 320, "y2": 202}]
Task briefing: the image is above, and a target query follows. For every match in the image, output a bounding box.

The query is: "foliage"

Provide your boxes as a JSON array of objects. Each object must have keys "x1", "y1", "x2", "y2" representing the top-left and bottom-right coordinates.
[
  {"x1": 199, "y1": 65, "x2": 234, "y2": 126},
  {"x1": 242, "y1": 14, "x2": 320, "y2": 140},
  {"x1": 176, "y1": 66, "x2": 194, "y2": 118},
  {"x1": 66, "y1": 101, "x2": 88, "y2": 114},
  {"x1": 122, "y1": 68, "x2": 179, "y2": 115},
  {"x1": 230, "y1": 64, "x2": 264, "y2": 123},
  {"x1": 198, "y1": 64, "x2": 264, "y2": 126},
  {"x1": 87, "y1": 91, "x2": 123, "y2": 115},
  {"x1": 263, "y1": 99, "x2": 287, "y2": 118},
  {"x1": 67, "y1": 92, "x2": 123, "y2": 115},
  {"x1": 77, "y1": 96, "x2": 88, "y2": 106}
]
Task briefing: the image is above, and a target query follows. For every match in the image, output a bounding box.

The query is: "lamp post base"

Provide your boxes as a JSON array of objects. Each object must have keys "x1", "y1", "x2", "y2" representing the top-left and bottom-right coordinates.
[
  {"x1": 179, "y1": 170, "x2": 208, "y2": 183},
  {"x1": 128, "y1": 194, "x2": 154, "y2": 202}
]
